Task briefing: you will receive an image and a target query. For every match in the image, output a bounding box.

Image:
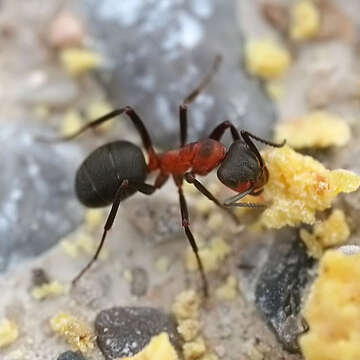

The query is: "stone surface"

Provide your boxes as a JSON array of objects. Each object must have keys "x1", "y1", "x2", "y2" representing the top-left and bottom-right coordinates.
[
  {"x1": 57, "y1": 351, "x2": 86, "y2": 360},
  {"x1": 95, "y1": 307, "x2": 180, "y2": 359},
  {"x1": 79, "y1": 0, "x2": 276, "y2": 148},
  {"x1": 125, "y1": 198, "x2": 182, "y2": 244},
  {"x1": 255, "y1": 228, "x2": 315, "y2": 353},
  {"x1": 0, "y1": 122, "x2": 83, "y2": 273}
]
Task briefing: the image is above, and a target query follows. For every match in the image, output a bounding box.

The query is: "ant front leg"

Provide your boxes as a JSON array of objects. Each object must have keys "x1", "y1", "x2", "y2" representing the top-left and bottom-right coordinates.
[
  {"x1": 184, "y1": 172, "x2": 239, "y2": 224},
  {"x1": 224, "y1": 186, "x2": 266, "y2": 208},
  {"x1": 177, "y1": 180, "x2": 209, "y2": 297},
  {"x1": 179, "y1": 55, "x2": 222, "y2": 147},
  {"x1": 72, "y1": 179, "x2": 158, "y2": 285},
  {"x1": 208, "y1": 120, "x2": 240, "y2": 142},
  {"x1": 240, "y1": 130, "x2": 286, "y2": 167}
]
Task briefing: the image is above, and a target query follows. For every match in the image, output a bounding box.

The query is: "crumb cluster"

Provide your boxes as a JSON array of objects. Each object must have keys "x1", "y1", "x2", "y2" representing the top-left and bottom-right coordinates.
[
  {"x1": 257, "y1": 145, "x2": 360, "y2": 228},
  {"x1": 300, "y1": 250, "x2": 360, "y2": 360},
  {"x1": 50, "y1": 312, "x2": 94, "y2": 352}
]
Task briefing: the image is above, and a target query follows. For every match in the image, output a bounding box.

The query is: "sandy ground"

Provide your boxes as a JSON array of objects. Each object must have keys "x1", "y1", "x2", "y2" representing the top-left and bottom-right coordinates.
[{"x1": 1, "y1": 0, "x2": 360, "y2": 359}]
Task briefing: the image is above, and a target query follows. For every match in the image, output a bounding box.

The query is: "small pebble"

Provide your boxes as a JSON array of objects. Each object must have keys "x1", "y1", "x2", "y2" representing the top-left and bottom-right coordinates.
[
  {"x1": 130, "y1": 267, "x2": 149, "y2": 297},
  {"x1": 32, "y1": 268, "x2": 50, "y2": 287},
  {"x1": 57, "y1": 351, "x2": 86, "y2": 360},
  {"x1": 95, "y1": 307, "x2": 180, "y2": 359},
  {"x1": 48, "y1": 12, "x2": 85, "y2": 48}
]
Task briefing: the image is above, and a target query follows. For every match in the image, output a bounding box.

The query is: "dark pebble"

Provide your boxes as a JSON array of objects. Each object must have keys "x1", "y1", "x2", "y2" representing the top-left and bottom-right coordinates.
[
  {"x1": 32, "y1": 268, "x2": 50, "y2": 287},
  {"x1": 255, "y1": 228, "x2": 315, "y2": 353},
  {"x1": 57, "y1": 351, "x2": 85, "y2": 360},
  {"x1": 95, "y1": 307, "x2": 180, "y2": 359}
]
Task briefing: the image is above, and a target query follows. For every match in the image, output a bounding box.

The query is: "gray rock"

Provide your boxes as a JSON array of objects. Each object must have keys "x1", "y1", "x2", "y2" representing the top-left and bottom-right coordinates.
[
  {"x1": 57, "y1": 351, "x2": 86, "y2": 360},
  {"x1": 254, "y1": 228, "x2": 314, "y2": 353},
  {"x1": 125, "y1": 198, "x2": 182, "y2": 244},
  {"x1": 0, "y1": 122, "x2": 83, "y2": 273},
  {"x1": 130, "y1": 266, "x2": 149, "y2": 297},
  {"x1": 79, "y1": 0, "x2": 276, "y2": 148},
  {"x1": 95, "y1": 307, "x2": 180, "y2": 359}
]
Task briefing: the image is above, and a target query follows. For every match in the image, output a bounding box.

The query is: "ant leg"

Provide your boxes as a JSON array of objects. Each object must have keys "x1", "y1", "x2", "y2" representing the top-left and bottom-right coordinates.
[
  {"x1": 72, "y1": 178, "x2": 158, "y2": 285},
  {"x1": 72, "y1": 179, "x2": 130, "y2": 285},
  {"x1": 208, "y1": 120, "x2": 240, "y2": 141},
  {"x1": 179, "y1": 55, "x2": 222, "y2": 147},
  {"x1": 39, "y1": 106, "x2": 159, "y2": 169},
  {"x1": 224, "y1": 186, "x2": 266, "y2": 208},
  {"x1": 241, "y1": 130, "x2": 285, "y2": 167},
  {"x1": 184, "y1": 172, "x2": 239, "y2": 224},
  {"x1": 178, "y1": 185, "x2": 209, "y2": 297},
  {"x1": 241, "y1": 130, "x2": 286, "y2": 148}
]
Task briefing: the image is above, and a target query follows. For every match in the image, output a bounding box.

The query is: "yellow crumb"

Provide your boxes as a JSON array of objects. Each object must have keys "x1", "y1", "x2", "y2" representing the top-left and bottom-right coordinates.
[
  {"x1": 60, "y1": 110, "x2": 83, "y2": 137},
  {"x1": 31, "y1": 281, "x2": 64, "y2": 300},
  {"x1": 0, "y1": 319, "x2": 18, "y2": 348},
  {"x1": 245, "y1": 39, "x2": 291, "y2": 79},
  {"x1": 154, "y1": 256, "x2": 170, "y2": 272},
  {"x1": 185, "y1": 237, "x2": 231, "y2": 273},
  {"x1": 246, "y1": 344, "x2": 264, "y2": 360},
  {"x1": 215, "y1": 275, "x2": 238, "y2": 301},
  {"x1": 266, "y1": 80, "x2": 285, "y2": 100},
  {"x1": 60, "y1": 231, "x2": 108, "y2": 259},
  {"x1": 50, "y1": 312, "x2": 94, "y2": 352},
  {"x1": 84, "y1": 209, "x2": 104, "y2": 231},
  {"x1": 193, "y1": 197, "x2": 213, "y2": 216},
  {"x1": 123, "y1": 269, "x2": 133, "y2": 282},
  {"x1": 122, "y1": 332, "x2": 178, "y2": 360},
  {"x1": 274, "y1": 112, "x2": 351, "y2": 148},
  {"x1": 7, "y1": 350, "x2": 24, "y2": 360},
  {"x1": 207, "y1": 212, "x2": 223, "y2": 231},
  {"x1": 177, "y1": 319, "x2": 200, "y2": 342},
  {"x1": 33, "y1": 105, "x2": 50, "y2": 119},
  {"x1": 60, "y1": 239, "x2": 79, "y2": 258},
  {"x1": 300, "y1": 209, "x2": 350, "y2": 258},
  {"x1": 258, "y1": 145, "x2": 360, "y2": 228},
  {"x1": 299, "y1": 250, "x2": 360, "y2": 360},
  {"x1": 172, "y1": 290, "x2": 201, "y2": 321},
  {"x1": 299, "y1": 229, "x2": 324, "y2": 259},
  {"x1": 85, "y1": 101, "x2": 114, "y2": 131},
  {"x1": 207, "y1": 182, "x2": 221, "y2": 195},
  {"x1": 182, "y1": 181, "x2": 197, "y2": 194},
  {"x1": 60, "y1": 47, "x2": 102, "y2": 76},
  {"x1": 290, "y1": 0, "x2": 320, "y2": 40},
  {"x1": 199, "y1": 354, "x2": 218, "y2": 360},
  {"x1": 183, "y1": 337, "x2": 206, "y2": 360}
]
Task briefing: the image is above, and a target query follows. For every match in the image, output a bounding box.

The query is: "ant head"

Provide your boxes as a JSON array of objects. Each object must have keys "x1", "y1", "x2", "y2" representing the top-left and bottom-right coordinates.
[{"x1": 217, "y1": 140, "x2": 267, "y2": 193}]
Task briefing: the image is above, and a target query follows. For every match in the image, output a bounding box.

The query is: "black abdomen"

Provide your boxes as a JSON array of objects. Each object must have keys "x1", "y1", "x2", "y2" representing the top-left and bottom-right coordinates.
[{"x1": 75, "y1": 141, "x2": 147, "y2": 207}]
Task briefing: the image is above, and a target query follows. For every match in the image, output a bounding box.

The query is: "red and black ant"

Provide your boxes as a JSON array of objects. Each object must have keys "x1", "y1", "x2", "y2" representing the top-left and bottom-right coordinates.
[{"x1": 45, "y1": 56, "x2": 285, "y2": 297}]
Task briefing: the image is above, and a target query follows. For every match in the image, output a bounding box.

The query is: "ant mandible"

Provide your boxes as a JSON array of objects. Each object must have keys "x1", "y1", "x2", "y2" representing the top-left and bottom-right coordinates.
[{"x1": 46, "y1": 56, "x2": 285, "y2": 297}]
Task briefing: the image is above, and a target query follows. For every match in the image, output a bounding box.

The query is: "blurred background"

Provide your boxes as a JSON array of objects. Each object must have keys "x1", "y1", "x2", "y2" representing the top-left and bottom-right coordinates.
[{"x1": 1, "y1": 1, "x2": 360, "y2": 359}]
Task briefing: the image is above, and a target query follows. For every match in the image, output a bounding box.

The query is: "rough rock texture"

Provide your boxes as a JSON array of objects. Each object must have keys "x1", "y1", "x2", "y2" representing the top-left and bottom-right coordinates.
[
  {"x1": 0, "y1": 123, "x2": 83, "y2": 272},
  {"x1": 79, "y1": 0, "x2": 276, "y2": 148},
  {"x1": 95, "y1": 307, "x2": 180, "y2": 359},
  {"x1": 57, "y1": 351, "x2": 86, "y2": 360},
  {"x1": 255, "y1": 228, "x2": 315, "y2": 352}
]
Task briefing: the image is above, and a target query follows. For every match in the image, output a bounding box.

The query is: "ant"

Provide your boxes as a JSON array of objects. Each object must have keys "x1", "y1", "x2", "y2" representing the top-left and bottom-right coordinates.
[{"x1": 44, "y1": 56, "x2": 285, "y2": 297}]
